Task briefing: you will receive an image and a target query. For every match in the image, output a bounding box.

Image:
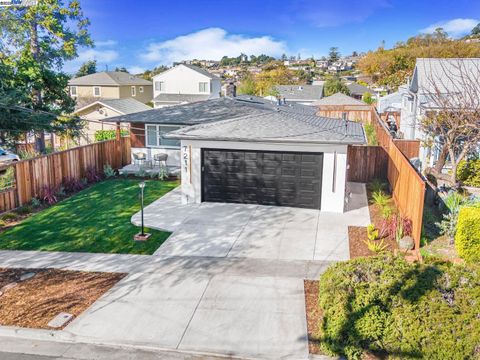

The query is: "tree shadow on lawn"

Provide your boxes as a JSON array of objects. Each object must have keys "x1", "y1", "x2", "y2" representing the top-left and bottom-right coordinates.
[{"x1": 321, "y1": 265, "x2": 443, "y2": 359}]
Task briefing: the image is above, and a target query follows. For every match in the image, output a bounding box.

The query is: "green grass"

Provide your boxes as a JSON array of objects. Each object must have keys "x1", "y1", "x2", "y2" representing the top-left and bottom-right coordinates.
[{"x1": 0, "y1": 179, "x2": 178, "y2": 255}]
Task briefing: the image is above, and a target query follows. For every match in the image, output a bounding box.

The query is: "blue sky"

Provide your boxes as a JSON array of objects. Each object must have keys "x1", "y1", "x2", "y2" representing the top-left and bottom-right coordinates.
[{"x1": 66, "y1": 0, "x2": 480, "y2": 74}]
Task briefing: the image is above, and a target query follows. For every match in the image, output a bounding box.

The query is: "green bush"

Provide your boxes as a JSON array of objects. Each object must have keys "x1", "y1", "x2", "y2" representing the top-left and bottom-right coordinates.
[
  {"x1": 94, "y1": 129, "x2": 129, "y2": 142},
  {"x1": 364, "y1": 123, "x2": 378, "y2": 145},
  {"x1": 15, "y1": 205, "x2": 32, "y2": 215},
  {"x1": 317, "y1": 256, "x2": 480, "y2": 360},
  {"x1": 1, "y1": 212, "x2": 18, "y2": 222},
  {"x1": 455, "y1": 207, "x2": 480, "y2": 263},
  {"x1": 457, "y1": 159, "x2": 480, "y2": 187}
]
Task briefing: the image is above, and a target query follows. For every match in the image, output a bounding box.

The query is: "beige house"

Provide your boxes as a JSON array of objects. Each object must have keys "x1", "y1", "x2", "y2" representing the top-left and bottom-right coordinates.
[
  {"x1": 73, "y1": 98, "x2": 152, "y2": 144},
  {"x1": 68, "y1": 71, "x2": 153, "y2": 107}
]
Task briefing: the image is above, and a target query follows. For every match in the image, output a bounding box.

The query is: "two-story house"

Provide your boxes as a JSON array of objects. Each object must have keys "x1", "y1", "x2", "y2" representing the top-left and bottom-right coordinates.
[
  {"x1": 68, "y1": 71, "x2": 152, "y2": 106},
  {"x1": 400, "y1": 58, "x2": 480, "y2": 169},
  {"x1": 152, "y1": 64, "x2": 221, "y2": 108},
  {"x1": 68, "y1": 72, "x2": 153, "y2": 144}
]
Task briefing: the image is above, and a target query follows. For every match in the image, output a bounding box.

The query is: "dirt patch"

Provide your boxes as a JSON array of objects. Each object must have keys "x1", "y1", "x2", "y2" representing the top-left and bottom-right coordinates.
[
  {"x1": 304, "y1": 280, "x2": 324, "y2": 355},
  {"x1": 349, "y1": 226, "x2": 398, "y2": 259},
  {"x1": 0, "y1": 268, "x2": 125, "y2": 329}
]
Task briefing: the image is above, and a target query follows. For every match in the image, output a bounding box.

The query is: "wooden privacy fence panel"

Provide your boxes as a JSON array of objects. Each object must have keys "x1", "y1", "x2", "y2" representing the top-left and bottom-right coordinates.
[
  {"x1": 393, "y1": 139, "x2": 420, "y2": 159},
  {"x1": 14, "y1": 137, "x2": 131, "y2": 207},
  {"x1": 347, "y1": 146, "x2": 388, "y2": 182},
  {"x1": 387, "y1": 137, "x2": 425, "y2": 250},
  {"x1": 0, "y1": 189, "x2": 17, "y2": 213}
]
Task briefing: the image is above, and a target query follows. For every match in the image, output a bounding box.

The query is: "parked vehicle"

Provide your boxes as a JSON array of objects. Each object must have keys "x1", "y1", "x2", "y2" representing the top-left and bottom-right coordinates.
[{"x1": 0, "y1": 147, "x2": 20, "y2": 166}]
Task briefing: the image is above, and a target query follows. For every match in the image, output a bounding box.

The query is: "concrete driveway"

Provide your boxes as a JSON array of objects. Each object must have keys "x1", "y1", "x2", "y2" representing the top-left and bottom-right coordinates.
[{"x1": 132, "y1": 182, "x2": 370, "y2": 262}]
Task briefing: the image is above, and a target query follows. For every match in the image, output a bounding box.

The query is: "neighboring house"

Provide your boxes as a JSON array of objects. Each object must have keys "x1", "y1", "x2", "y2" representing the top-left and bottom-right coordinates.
[
  {"x1": 152, "y1": 64, "x2": 221, "y2": 108},
  {"x1": 400, "y1": 58, "x2": 480, "y2": 168},
  {"x1": 73, "y1": 98, "x2": 152, "y2": 144},
  {"x1": 165, "y1": 102, "x2": 365, "y2": 213},
  {"x1": 346, "y1": 82, "x2": 374, "y2": 100},
  {"x1": 68, "y1": 72, "x2": 153, "y2": 108},
  {"x1": 376, "y1": 85, "x2": 408, "y2": 128},
  {"x1": 273, "y1": 85, "x2": 324, "y2": 106},
  {"x1": 315, "y1": 92, "x2": 373, "y2": 124}
]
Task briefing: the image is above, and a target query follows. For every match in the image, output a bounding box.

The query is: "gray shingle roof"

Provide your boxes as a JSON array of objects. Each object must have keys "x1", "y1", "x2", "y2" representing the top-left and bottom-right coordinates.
[
  {"x1": 153, "y1": 93, "x2": 211, "y2": 103},
  {"x1": 346, "y1": 82, "x2": 373, "y2": 96},
  {"x1": 165, "y1": 111, "x2": 365, "y2": 145},
  {"x1": 376, "y1": 85, "x2": 408, "y2": 113},
  {"x1": 274, "y1": 85, "x2": 324, "y2": 101},
  {"x1": 107, "y1": 95, "x2": 320, "y2": 125},
  {"x1": 315, "y1": 92, "x2": 366, "y2": 106},
  {"x1": 74, "y1": 98, "x2": 152, "y2": 115},
  {"x1": 69, "y1": 72, "x2": 152, "y2": 86}
]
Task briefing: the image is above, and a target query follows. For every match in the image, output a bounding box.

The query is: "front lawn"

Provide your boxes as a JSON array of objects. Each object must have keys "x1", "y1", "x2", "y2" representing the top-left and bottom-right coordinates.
[{"x1": 0, "y1": 179, "x2": 178, "y2": 255}]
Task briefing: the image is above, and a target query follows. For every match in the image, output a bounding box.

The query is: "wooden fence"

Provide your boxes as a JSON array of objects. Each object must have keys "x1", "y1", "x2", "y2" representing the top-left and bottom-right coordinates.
[
  {"x1": 0, "y1": 137, "x2": 131, "y2": 213},
  {"x1": 393, "y1": 139, "x2": 420, "y2": 159},
  {"x1": 347, "y1": 146, "x2": 388, "y2": 183}
]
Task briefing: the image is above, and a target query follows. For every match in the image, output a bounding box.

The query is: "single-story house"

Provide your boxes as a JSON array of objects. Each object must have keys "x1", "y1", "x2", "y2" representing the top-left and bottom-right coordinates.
[
  {"x1": 107, "y1": 95, "x2": 318, "y2": 167},
  {"x1": 273, "y1": 85, "x2": 324, "y2": 106},
  {"x1": 346, "y1": 82, "x2": 375, "y2": 100},
  {"x1": 165, "y1": 110, "x2": 365, "y2": 213},
  {"x1": 73, "y1": 98, "x2": 152, "y2": 144},
  {"x1": 314, "y1": 92, "x2": 373, "y2": 124}
]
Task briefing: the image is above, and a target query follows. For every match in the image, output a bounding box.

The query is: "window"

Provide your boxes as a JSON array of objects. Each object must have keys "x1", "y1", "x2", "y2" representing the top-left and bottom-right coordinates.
[
  {"x1": 199, "y1": 82, "x2": 209, "y2": 93},
  {"x1": 155, "y1": 81, "x2": 165, "y2": 92},
  {"x1": 93, "y1": 86, "x2": 101, "y2": 97},
  {"x1": 139, "y1": 86, "x2": 144, "y2": 93},
  {"x1": 145, "y1": 124, "x2": 181, "y2": 147},
  {"x1": 131, "y1": 86, "x2": 136, "y2": 97},
  {"x1": 70, "y1": 86, "x2": 77, "y2": 97}
]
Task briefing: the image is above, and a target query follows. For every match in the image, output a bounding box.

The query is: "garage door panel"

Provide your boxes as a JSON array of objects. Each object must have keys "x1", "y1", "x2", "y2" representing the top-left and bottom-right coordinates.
[{"x1": 202, "y1": 149, "x2": 323, "y2": 209}]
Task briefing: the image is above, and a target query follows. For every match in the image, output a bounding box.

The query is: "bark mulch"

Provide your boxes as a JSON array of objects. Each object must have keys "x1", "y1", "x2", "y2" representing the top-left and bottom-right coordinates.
[
  {"x1": 0, "y1": 268, "x2": 125, "y2": 329},
  {"x1": 304, "y1": 280, "x2": 324, "y2": 355}
]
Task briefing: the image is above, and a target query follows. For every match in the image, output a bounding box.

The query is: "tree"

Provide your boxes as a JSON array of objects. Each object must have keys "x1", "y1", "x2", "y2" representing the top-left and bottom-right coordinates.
[
  {"x1": 323, "y1": 76, "x2": 350, "y2": 97},
  {"x1": 352, "y1": 51, "x2": 359, "y2": 57},
  {"x1": 281, "y1": 53, "x2": 287, "y2": 61},
  {"x1": 420, "y1": 59, "x2": 480, "y2": 185},
  {"x1": 362, "y1": 92, "x2": 375, "y2": 104},
  {"x1": 237, "y1": 74, "x2": 256, "y2": 95},
  {"x1": 0, "y1": 0, "x2": 92, "y2": 152},
  {"x1": 76, "y1": 60, "x2": 97, "y2": 77},
  {"x1": 471, "y1": 23, "x2": 480, "y2": 36},
  {"x1": 328, "y1": 47, "x2": 340, "y2": 63},
  {"x1": 141, "y1": 65, "x2": 168, "y2": 81}
]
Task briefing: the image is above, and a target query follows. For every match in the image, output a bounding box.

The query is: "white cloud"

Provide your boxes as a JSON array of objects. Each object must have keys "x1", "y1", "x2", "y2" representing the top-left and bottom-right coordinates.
[
  {"x1": 95, "y1": 40, "x2": 118, "y2": 47},
  {"x1": 76, "y1": 48, "x2": 119, "y2": 63},
  {"x1": 128, "y1": 66, "x2": 146, "y2": 74},
  {"x1": 420, "y1": 18, "x2": 478, "y2": 37},
  {"x1": 141, "y1": 28, "x2": 287, "y2": 65}
]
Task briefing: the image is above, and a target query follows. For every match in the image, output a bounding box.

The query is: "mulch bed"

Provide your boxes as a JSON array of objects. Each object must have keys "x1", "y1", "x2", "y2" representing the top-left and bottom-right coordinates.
[
  {"x1": 0, "y1": 268, "x2": 125, "y2": 329},
  {"x1": 349, "y1": 189, "x2": 398, "y2": 259},
  {"x1": 304, "y1": 280, "x2": 323, "y2": 355}
]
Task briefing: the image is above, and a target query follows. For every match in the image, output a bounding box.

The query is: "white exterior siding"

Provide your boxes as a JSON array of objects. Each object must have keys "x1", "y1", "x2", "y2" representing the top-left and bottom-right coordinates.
[
  {"x1": 179, "y1": 140, "x2": 348, "y2": 213},
  {"x1": 152, "y1": 64, "x2": 221, "y2": 101},
  {"x1": 131, "y1": 147, "x2": 180, "y2": 168}
]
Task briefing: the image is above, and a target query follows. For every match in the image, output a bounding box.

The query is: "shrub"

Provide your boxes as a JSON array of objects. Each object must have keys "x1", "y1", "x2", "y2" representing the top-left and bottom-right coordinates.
[
  {"x1": 455, "y1": 207, "x2": 480, "y2": 263},
  {"x1": 1, "y1": 212, "x2": 18, "y2": 222},
  {"x1": 0, "y1": 219, "x2": 5, "y2": 227},
  {"x1": 437, "y1": 191, "x2": 475, "y2": 242},
  {"x1": 363, "y1": 238, "x2": 388, "y2": 253},
  {"x1": 85, "y1": 166, "x2": 102, "y2": 183},
  {"x1": 380, "y1": 214, "x2": 412, "y2": 242},
  {"x1": 94, "y1": 129, "x2": 129, "y2": 142},
  {"x1": 380, "y1": 205, "x2": 394, "y2": 219},
  {"x1": 158, "y1": 165, "x2": 169, "y2": 181},
  {"x1": 15, "y1": 205, "x2": 32, "y2": 215},
  {"x1": 63, "y1": 177, "x2": 85, "y2": 193},
  {"x1": 41, "y1": 185, "x2": 58, "y2": 205},
  {"x1": 372, "y1": 190, "x2": 390, "y2": 208},
  {"x1": 367, "y1": 224, "x2": 379, "y2": 241},
  {"x1": 457, "y1": 158, "x2": 480, "y2": 187},
  {"x1": 103, "y1": 164, "x2": 116, "y2": 178},
  {"x1": 30, "y1": 197, "x2": 41, "y2": 208},
  {"x1": 364, "y1": 123, "x2": 378, "y2": 145},
  {"x1": 317, "y1": 256, "x2": 480, "y2": 360},
  {"x1": 369, "y1": 179, "x2": 387, "y2": 193}
]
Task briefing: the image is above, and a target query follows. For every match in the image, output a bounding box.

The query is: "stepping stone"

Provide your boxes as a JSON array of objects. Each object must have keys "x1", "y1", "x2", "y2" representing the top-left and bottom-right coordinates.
[
  {"x1": 1, "y1": 282, "x2": 18, "y2": 293},
  {"x1": 19, "y1": 272, "x2": 36, "y2": 281},
  {"x1": 48, "y1": 312, "x2": 74, "y2": 328}
]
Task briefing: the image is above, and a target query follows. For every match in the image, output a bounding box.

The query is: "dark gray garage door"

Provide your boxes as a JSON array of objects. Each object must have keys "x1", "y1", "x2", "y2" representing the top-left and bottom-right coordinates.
[{"x1": 202, "y1": 149, "x2": 323, "y2": 209}]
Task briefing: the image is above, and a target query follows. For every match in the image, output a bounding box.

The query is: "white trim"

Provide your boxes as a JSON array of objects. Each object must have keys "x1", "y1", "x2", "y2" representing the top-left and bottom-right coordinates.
[
  {"x1": 139, "y1": 86, "x2": 144, "y2": 93},
  {"x1": 93, "y1": 86, "x2": 101, "y2": 97},
  {"x1": 70, "y1": 86, "x2": 77, "y2": 97},
  {"x1": 199, "y1": 81, "x2": 209, "y2": 93},
  {"x1": 131, "y1": 86, "x2": 136, "y2": 97},
  {"x1": 145, "y1": 124, "x2": 182, "y2": 148}
]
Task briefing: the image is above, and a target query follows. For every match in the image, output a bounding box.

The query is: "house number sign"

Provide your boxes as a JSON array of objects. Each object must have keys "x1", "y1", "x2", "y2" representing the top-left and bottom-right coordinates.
[{"x1": 182, "y1": 145, "x2": 191, "y2": 184}]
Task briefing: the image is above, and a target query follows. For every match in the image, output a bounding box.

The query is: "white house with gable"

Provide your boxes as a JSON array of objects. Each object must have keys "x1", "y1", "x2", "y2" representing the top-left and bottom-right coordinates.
[{"x1": 152, "y1": 64, "x2": 221, "y2": 108}]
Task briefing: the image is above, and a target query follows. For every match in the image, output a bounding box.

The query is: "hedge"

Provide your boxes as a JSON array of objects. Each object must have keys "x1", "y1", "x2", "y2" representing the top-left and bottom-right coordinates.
[
  {"x1": 317, "y1": 256, "x2": 480, "y2": 360},
  {"x1": 455, "y1": 207, "x2": 480, "y2": 263},
  {"x1": 94, "y1": 129, "x2": 129, "y2": 142},
  {"x1": 457, "y1": 159, "x2": 480, "y2": 187}
]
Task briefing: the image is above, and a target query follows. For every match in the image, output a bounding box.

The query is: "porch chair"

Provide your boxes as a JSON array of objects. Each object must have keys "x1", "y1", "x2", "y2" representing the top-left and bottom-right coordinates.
[
  {"x1": 133, "y1": 152, "x2": 147, "y2": 166},
  {"x1": 153, "y1": 153, "x2": 168, "y2": 168}
]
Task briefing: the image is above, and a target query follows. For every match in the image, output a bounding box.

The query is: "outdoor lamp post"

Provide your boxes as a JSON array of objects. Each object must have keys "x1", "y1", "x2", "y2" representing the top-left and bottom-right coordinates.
[{"x1": 134, "y1": 181, "x2": 151, "y2": 241}]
